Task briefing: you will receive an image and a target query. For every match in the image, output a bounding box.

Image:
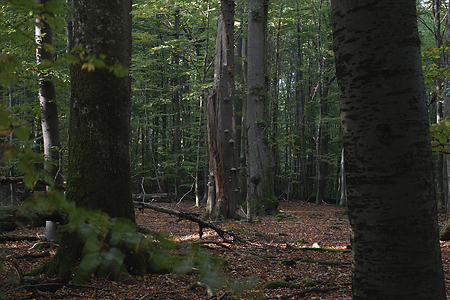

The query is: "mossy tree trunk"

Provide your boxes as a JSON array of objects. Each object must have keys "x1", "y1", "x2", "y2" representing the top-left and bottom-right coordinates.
[
  {"x1": 246, "y1": 0, "x2": 278, "y2": 216},
  {"x1": 43, "y1": 0, "x2": 142, "y2": 280},
  {"x1": 331, "y1": 1, "x2": 446, "y2": 299}
]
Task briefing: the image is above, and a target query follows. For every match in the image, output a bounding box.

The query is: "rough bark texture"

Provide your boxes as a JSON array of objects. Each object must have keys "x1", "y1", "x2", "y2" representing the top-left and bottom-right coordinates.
[
  {"x1": 246, "y1": 0, "x2": 278, "y2": 215},
  {"x1": 206, "y1": 2, "x2": 240, "y2": 220},
  {"x1": 331, "y1": 1, "x2": 446, "y2": 299},
  {"x1": 44, "y1": 0, "x2": 139, "y2": 279}
]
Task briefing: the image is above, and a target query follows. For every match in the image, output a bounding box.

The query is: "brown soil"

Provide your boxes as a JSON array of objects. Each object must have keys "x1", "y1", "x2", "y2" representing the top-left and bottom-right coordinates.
[{"x1": 1, "y1": 200, "x2": 449, "y2": 299}]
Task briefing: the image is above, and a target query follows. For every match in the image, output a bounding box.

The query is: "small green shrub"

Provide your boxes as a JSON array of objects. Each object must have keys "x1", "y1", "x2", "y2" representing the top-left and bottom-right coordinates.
[
  {"x1": 301, "y1": 278, "x2": 318, "y2": 287},
  {"x1": 275, "y1": 214, "x2": 287, "y2": 221}
]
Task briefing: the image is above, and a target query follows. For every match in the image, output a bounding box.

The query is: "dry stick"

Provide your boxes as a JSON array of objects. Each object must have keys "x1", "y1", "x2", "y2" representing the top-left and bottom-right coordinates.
[
  {"x1": 133, "y1": 201, "x2": 244, "y2": 243},
  {"x1": 274, "y1": 286, "x2": 340, "y2": 299}
]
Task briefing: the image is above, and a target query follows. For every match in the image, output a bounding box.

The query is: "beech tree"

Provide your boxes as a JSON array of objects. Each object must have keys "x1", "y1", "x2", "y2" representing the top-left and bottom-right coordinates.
[
  {"x1": 42, "y1": 0, "x2": 144, "y2": 280},
  {"x1": 331, "y1": 1, "x2": 446, "y2": 299},
  {"x1": 35, "y1": 0, "x2": 64, "y2": 242},
  {"x1": 246, "y1": 0, "x2": 278, "y2": 216}
]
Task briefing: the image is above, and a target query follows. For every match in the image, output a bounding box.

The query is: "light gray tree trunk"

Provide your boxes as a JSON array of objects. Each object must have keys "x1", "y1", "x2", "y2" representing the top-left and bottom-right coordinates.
[
  {"x1": 331, "y1": 1, "x2": 446, "y2": 299},
  {"x1": 246, "y1": 0, "x2": 278, "y2": 216},
  {"x1": 206, "y1": 1, "x2": 240, "y2": 220},
  {"x1": 433, "y1": 0, "x2": 446, "y2": 209},
  {"x1": 36, "y1": 0, "x2": 63, "y2": 242}
]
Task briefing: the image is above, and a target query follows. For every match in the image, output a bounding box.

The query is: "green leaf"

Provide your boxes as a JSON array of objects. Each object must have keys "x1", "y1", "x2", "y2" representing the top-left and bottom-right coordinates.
[
  {"x1": 13, "y1": 126, "x2": 29, "y2": 141},
  {"x1": 38, "y1": 59, "x2": 53, "y2": 68}
]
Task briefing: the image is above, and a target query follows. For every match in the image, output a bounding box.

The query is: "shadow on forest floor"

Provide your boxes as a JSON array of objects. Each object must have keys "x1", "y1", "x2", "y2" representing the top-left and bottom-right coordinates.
[{"x1": 1, "y1": 200, "x2": 450, "y2": 299}]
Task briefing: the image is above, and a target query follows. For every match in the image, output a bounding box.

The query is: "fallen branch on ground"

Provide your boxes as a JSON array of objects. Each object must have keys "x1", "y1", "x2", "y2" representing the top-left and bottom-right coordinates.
[
  {"x1": 0, "y1": 235, "x2": 40, "y2": 242},
  {"x1": 273, "y1": 285, "x2": 341, "y2": 299},
  {"x1": 133, "y1": 201, "x2": 244, "y2": 243}
]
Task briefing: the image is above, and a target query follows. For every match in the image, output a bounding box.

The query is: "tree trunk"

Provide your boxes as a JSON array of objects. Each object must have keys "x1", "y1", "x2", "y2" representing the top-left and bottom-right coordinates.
[
  {"x1": 43, "y1": 0, "x2": 143, "y2": 280},
  {"x1": 36, "y1": 0, "x2": 63, "y2": 242},
  {"x1": 442, "y1": 0, "x2": 450, "y2": 233},
  {"x1": 433, "y1": 0, "x2": 445, "y2": 209},
  {"x1": 246, "y1": 0, "x2": 278, "y2": 216},
  {"x1": 331, "y1": 1, "x2": 446, "y2": 299},
  {"x1": 195, "y1": 0, "x2": 211, "y2": 208},
  {"x1": 270, "y1": 6, "x2": 282, "y2": 195},
  {"x1": 295, "y1": 12, "x2": 306, "y2": 199},
  {"x1": 173, "y1": 10, "x2": 181, "y2": 201},
  {"x1": 338, "y1": 148, "x2": 347, "y2": 206},
  {"x1": 206, "y1": 1, "x2": 240, "y2": 220},
  {"x1": 8, "y1": 86, "x2": 17, "y2": 203}
]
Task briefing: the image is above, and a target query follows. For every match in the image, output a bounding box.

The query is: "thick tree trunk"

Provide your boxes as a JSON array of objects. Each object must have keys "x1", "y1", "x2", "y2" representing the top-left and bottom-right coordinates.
[
  {"x1": 247, "y1": 0, "x2": 278, "y2": 216},
  {"x1": 43, "y1": 0, "x2": 142, "y2": 280},
  {"x1": 331, "y1": 1, "x2": 446, "y2": 299},
  {"x1": 206, "y1": 2, "x2": 240, "y2": 220}
]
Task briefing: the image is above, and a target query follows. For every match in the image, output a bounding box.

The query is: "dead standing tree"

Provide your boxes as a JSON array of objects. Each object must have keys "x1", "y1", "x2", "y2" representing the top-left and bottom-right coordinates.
[{"x1": 206, "y1": 1, "x2": 241, "y2": 220}]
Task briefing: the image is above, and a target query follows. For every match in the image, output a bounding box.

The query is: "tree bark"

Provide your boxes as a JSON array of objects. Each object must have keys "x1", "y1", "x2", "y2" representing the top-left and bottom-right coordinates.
[
  {"x1": 43, "y1": 0, "x2": 142, "y2": 280},
  {"x1": 206, "y1": 1, "x2": 240, "y2": 220},
  {"x1": 173, "y1": 9, "x2": 181, "y2": 201},
  {"x1": 331, "y1": 1, "x2": 446, "y2": 299},
  {"x1": 247, "y1": 0, "x2": 278, "y2": 215},
  {"x1": 36, "y1": 0, "x2": 63, "y2": 242}
]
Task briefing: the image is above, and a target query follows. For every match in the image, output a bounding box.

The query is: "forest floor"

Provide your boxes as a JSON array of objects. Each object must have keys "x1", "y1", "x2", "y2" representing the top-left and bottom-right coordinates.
[{"x1": 1, "y1": 200, "x2": 450, "y2": 299}]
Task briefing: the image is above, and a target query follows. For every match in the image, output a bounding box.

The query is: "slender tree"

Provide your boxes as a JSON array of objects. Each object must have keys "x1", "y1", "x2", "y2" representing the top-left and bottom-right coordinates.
[
  {"x1": 331, "y1": 1, "x2": 446, "y2": 299},
  {"x1": 36, "y1": 0, "x2": 63, "y2": 242}
]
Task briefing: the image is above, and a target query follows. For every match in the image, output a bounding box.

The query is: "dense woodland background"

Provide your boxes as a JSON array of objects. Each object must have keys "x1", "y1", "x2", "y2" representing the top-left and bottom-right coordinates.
[
  {"x1": 0, "y1": 0, "x2": 448, "y2": 206},
  {"x1": 1, "y1": 1, "x2": 450, "y2": 299}
]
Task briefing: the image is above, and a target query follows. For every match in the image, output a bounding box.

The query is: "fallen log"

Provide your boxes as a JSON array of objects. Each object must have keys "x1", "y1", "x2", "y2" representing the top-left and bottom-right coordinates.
[{"x1": 133, "y1": 201, "x2": 243, "y2": 243}]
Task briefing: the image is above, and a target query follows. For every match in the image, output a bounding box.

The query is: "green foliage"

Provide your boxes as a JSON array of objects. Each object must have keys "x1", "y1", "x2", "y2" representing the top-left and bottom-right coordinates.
[
  {"x1": 275, "y1": 213, "x2": 287, "y2": 221},
  {"x1": 421, "y1": 45, "x2": 450, "y2": 84},
  {"x1": 301, "y1": 278, "x2": 318, "y2": 287},
  {"x1": 430, "y1": 116, "x2": 450, "y2": 155}
]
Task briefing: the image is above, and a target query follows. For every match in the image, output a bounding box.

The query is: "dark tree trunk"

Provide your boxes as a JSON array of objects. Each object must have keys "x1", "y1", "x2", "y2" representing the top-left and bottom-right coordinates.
[
  {"x1": 331, "y1": 1, "x2": 446, "y2": 299},
  {"x1": 43, "y1": 0, "x2": 142, "y2": 280}
]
